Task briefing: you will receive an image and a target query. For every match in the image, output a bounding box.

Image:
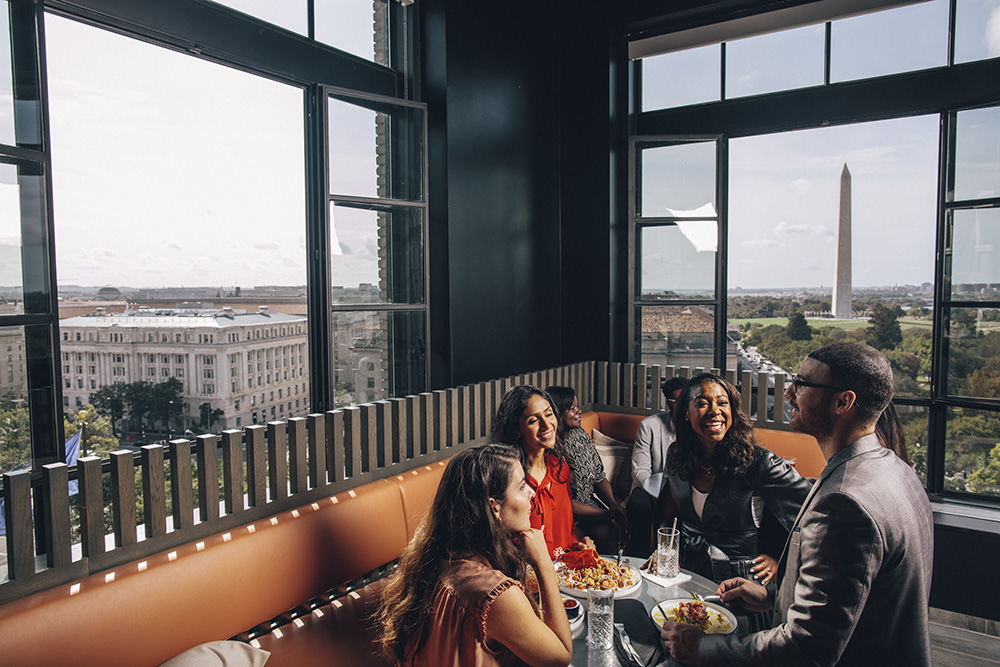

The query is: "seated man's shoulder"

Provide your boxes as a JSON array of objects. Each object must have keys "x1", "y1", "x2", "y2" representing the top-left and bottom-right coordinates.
[{"x1": 639, "y1": 412, "x2": 671, "y2": 429}]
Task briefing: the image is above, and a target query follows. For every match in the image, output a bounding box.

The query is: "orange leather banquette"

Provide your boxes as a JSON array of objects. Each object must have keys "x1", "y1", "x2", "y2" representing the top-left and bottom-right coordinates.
[
  {"x1": 0, "y1": 461, "x2": 447, "y2": 667},
  {"x1": 581, "y1": 410, "x2": 824, "y2": 479}
]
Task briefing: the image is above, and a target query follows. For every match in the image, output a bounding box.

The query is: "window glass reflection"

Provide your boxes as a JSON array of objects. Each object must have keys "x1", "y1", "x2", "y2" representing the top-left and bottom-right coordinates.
[
  {"x1": 639, "y1": 224, "x2": 716, "y2": 300},
  {"x1": 0, "y1": 325, "x2": 30, "y2": 476},
  {"x1": 315, "y1": 0, "x2": 388, "y2": 65},
  {"x1": 830, "y1": 0, "x2": 949, "y2": 82},
  {"x1": 331, "y1": 309, "x2": 425, "y2": 407},
  {"x1": 726, "y1": 24, "x2": 825, "y2": 99},
  {"x1": 639, "y1": 305, "x2": 715, "y2": 369},
  {"x1": 0, "y1": 163, "x2": 23, "y2": 312},
  {"x1": 954, "y1": 105, "x2": 1000, "y2": 202},
  {"x1": 945, "y1": 307, "x2": 1000, "y2": 399},
  {"x1": 330, "y1": 203, "x2": 423, "y2": 305},
  {"x1": 641, "y1": 45, "x2": 721, "y2": 111},
  {"x1": 0, "y1": 8, "x2": 15, "y2": 146},
  {"x1": 954, "y1": 0, "x2": 1000, "y2": 64},
  {"x1": 945, "y1": 405, "x2": 1000, "y2": 497},
  {"x1": 951, "y1": 208, "x2": 1000, "y2": 299},
  {"x1": 640, "y1": 142, "x2": 717, "y2": 218}
]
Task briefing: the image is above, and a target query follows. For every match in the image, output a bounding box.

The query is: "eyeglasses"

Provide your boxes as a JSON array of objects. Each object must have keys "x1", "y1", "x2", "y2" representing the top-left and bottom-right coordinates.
[{"x1": 788, "y1": 374, "x2": 848, "y2": 393}]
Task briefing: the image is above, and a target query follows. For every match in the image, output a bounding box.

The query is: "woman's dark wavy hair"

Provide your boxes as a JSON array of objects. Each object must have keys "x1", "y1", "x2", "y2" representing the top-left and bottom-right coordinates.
[
  {"x1": 377, "y1": 444, "x2": 528, "y2": 662},
  {"x1": 544, "y1": 385, "x2": 577, "y2": 437},
  {"x1": 666, "y1": 373, "x2": 757, "y2": 481},
  {"x1": 490, "y1": 385, "x2": 569, "y2": 477}
]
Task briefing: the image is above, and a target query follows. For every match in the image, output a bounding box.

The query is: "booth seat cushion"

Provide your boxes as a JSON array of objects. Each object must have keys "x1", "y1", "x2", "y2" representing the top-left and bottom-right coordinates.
[
  {"x1": 755, "y1": 428, "x2": 825, "y2": 479},
  {"x1": 0, "y1": 478, "x2": 409, "y2": 667},
  {"x1": 591, "y1": 429, "x2": 634, "y2": 500},
  {"x1": 391, "y1": 460, "x2": 448, "y2": 540},
  {"x1": 579, "y1": 411, "x2": 645, "y2": 445}
]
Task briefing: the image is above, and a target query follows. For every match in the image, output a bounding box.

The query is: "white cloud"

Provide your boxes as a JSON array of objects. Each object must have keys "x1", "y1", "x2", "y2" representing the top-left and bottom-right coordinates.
[
  {"x1": 254, "y1": 242, "x2": 279, "y2": 250},
  {"x1": 774, "y1": 222, "x2": 831, "y2": 236},
  {"x1": 740, "y1": 239, "x2": 782, "y2": 248},
  {"x1": 790, "y1": 178, "x2": 812, "y2": 194}
]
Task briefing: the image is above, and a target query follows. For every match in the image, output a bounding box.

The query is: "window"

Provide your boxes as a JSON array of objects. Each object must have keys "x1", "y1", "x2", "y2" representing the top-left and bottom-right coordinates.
[{"x1": 630, "y1": 1, "x2": 1000, "y2": 501}]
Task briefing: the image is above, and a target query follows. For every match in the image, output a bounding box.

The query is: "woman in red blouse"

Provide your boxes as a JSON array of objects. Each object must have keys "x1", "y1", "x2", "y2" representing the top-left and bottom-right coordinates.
[{"x1": 491, "y1": 385, "x2": 594, "y2": 557}]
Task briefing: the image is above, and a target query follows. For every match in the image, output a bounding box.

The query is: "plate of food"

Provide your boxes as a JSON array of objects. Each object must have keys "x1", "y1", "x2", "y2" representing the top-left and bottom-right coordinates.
[
  {"x1": 650, "y1": 598, "x2": 737, "y2": 635},
  {"x1": 554, "y1": 551, "x2": 641, "y2": 598}
]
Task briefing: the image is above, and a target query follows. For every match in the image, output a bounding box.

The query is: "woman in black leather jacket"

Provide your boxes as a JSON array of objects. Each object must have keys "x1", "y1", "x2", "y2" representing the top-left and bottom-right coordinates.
[{"x1": 652, "y1": 373, "x2": 812, "y2": 591}]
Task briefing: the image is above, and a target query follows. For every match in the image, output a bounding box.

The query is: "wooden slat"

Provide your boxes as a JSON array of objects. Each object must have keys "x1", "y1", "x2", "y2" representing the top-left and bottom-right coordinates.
[
  {"x1": 169, "y1": 439, "x2": 194, "y2": 531},
  {"x1": 447, "y1": 388, "x2": 458, "y2": 449},
  {"x1": 774, "y1": 374, "x2": 789, "y2": 427},
  {"x1": 432, "y1": 390, "x2": 446, "y2": 451},
  {"x1": 470, "y1": 383, "x2": 482, "y2": 441},
  {"x1": 324, "y1": 410, "x2": 344, "y2": 484},
  {"x1": 307, "y1": 414, "x2": 326, "y2": 488},
  {"x1": 649, "y1": 365, "x2": 662, "y2": 412},
  {"x1": 741, "y1": 370, "x2": 754, "y2": 421},
  {"x1": 360, "y1": 404, "x2": 376, "y2": 473},
  {"x1": 596, "y1": 362, "x2": 608, "y2": 404},
  {"x1": 78, "y1": 455, "x2": 105, "y2": 558},
  {"x1": 460, "y1": 385, "x2": 470, "y2": 443},
  {"x1": 419, "y1": 392, "x2": 432, "y2": 456},
  {"x1": 725, "y1": 368, "x2": 738, "y2": 385},
  {"x1": 141, "y1": 445, "x2": 167, "y2": 539},
  {"x1": 42, "y1": 463, "x2": 71, "y2": 568},
  {"x1": 390, "y1": 398, "x2": 405, "y2": 463},
  {"x1": 609, "y1": 362, "x2": 621, "y2": 407},
  {"x1": 2, "y1": 470, "x2": 34, "y2": 580},
  {"x1": 267, "y1": 421, "x2": 289, "y2": 501},
  {"x1": 405, "y1": 395, "x2": 420, "y2": 458},
  {"x1": 375, "y1": 400, "x2": 391, "y2": 469},
  {"x1": 637, "y1": 363, "x2": 648, "y2": 410},
  {"x1": 196, "y1": 434, "x2": 220, "y2": 523},
  {"x1": 287, "y1": 417, "x2": 308, "y2": 493},
  {"x1": 221, "y1": 430, "x2": 244, "y2": 515},
  {"x1": 110, "y1": 450, "x2": 137, "y2": 548},
  {"x1": 245, "y1": 425, "x2": 266, "y2": 506},
  {"x1": 678, "y1": 366, "x2": 690, "y2": 379},
  {"x1": 623, "y1": 362, "x2": 634, "y2": 407},
  {"x1": 342, "y1": 406, "x2": 362, "y2": 479},
  {"x1": 757, "y1": 372, "x2": 770, "y2": 426}
]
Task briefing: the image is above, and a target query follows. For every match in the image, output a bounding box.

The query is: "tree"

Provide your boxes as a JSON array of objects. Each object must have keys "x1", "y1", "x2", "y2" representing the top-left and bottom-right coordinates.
[
  {"x1": 90, "y1": 383, "x2": 127, "y2": 434},
  {"x1": 124, "y1": 381, "x2": 155, "y2": 431},
  {"x1": 966, "y1": 442, "x2": 1000, "y2": 495},
  {"x1": 867, "y1": 304, "x2": 903, "y2": 350},
  {"x1": 198, "y1": 402, "x2": 224, "y2": 431},
  {"x1": 150, "y1": 378, "x2": 184, "y2": 432},
  {"x1": 786, "y1": 312, "x2": 812, "y2": 341}
]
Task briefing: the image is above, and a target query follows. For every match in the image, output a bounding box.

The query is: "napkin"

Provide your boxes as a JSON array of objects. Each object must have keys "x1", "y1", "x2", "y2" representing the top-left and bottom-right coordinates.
[
  {"x1": 614, "y1": 598, "x2": 664, "y2": 666},
  {"x1": 640, "y1": 569, "x2": 692, "y2": 588}
]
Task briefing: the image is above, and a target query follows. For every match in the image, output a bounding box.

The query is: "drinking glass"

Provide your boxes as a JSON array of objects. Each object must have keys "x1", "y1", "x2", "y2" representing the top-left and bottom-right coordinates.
[
  {"x1": 587, "y1": 588, "x2": 615, "y2": 650},
  {"x1": 657, "y1": 527, "x2": 680, "y2": 578}
]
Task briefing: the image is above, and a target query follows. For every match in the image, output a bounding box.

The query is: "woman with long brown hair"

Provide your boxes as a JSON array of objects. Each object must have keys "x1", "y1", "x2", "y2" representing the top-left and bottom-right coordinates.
[{"x1": 377, "y1": 444, "x2": 572, "y2": 666}]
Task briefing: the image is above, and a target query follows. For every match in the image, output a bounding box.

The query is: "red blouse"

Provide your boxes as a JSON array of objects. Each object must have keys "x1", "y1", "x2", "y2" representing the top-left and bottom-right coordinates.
[{"x1": 527, "y1": 454, "x2": 576, "y2": 557}]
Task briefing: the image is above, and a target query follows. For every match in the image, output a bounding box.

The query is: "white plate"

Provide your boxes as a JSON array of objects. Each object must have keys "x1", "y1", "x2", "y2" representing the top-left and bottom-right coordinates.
[
  {"x1": 650, "y1": 598, "x2": 738, "y2": 635},
  {"x1": 556, "y1": 558, "x2": 642, "y2": 598}
]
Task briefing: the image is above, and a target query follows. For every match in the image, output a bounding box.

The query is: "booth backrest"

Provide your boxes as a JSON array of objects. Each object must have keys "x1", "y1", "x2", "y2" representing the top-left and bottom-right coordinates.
[
  {"x1": 580, "y1": 411, "x2": 645, "y2": 445},
  {"x1": 0, "y1": 460, "x2": 448, "y2": 667}
]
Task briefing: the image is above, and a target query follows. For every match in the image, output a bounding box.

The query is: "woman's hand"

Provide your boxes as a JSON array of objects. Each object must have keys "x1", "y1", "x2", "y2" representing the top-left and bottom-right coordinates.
[
  {"x1": 518, "y1": 528, "x2": 552, "y2": 569},
  {"x1": 750, "y1": 553, "x2": 778, "y2": 584},
  {"x1": 574, "y1": 535, "x2": 596, "y2": 552}
]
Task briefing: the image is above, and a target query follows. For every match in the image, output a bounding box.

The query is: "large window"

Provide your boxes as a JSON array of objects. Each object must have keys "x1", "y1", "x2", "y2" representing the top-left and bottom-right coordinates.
[{"x1": 630, "y1": 0, "x2": 1000, "y2": 500}]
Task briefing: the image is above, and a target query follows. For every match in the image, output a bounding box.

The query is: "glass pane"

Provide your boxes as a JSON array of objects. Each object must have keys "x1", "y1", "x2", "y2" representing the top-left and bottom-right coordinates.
[
  {"x1": 638, "y1": 223, "x2": 716, "y2": 300},
  {"x1": 830, "y1": 0, "x2": 949, "y2": 83},
  {"x1": 951, "y1": 208, "x2": 1000, "y2": 299},
  {"x1": 330, "y1": 203, "x2": 423, "y2": 304},
  {"x1": 328, "y1": 94, "x2": 424, "y2": 201},
  {"x1": 955, "y1": 0, "x2": 1000, "y2": 64},
  {"x1": 641, "y1": 45, "x2": 721, "y2": 111},
  {"x1": 726, "y1": 24, "x2": 825, "y2": 99},
  {"x1": 954, "y1": 105, "x2": 1000, "y2": 201},
  {"x1": 638, "y1": 305, "x2": 715, "y2": 369},
  {"x1": 46, "y1": 15, "x2": 308, "y2": 443},
  {"x1": 0, "y1": 326, "x2": 30, "y2": 475},
  {"x1": 0, "y1": 163, "x2": 23, "y2": 312},
  {"x1": 945, "y1": 405, "x2": 1000, "y2": 497},
  {"x1": 315, "y1": 0, "x2": 389, "y2": 65},
  {"x1": 945, "y1": 307, "x2": 1000, "y2": 399},
  {"x1": 895, "y1": 403, "x2": 929, "y2": 486},
  {"x1": 728, "y1": 116, "x2": 939, "y2": 399},
  {"x1": 206, "y1": 0, "x2": 307, "y2": 35},
  {"x1": 0, "y1": 7, "x2": 15, "y2": 146},
  {"x1": 331, "y1": 309, "x2": 425, "y2": 406},
  {"x1": 640, "y1": 142, "x2": 717, "y2": 218}
]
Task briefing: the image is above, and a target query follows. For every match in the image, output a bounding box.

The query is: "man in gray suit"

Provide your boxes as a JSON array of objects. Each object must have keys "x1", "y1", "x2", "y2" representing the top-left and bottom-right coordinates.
[{"x1": 661, "y1": 342, "x2": 933, "y2": 666}]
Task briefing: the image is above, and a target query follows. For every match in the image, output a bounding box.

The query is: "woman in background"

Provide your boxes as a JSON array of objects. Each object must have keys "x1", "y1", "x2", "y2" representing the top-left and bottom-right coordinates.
[
  {"x1": 545, "y1": 385, "x2": 628, "y2": 554},
  {"x1": 378, "y1": 445, "x2": 572, "y2": 667},
  {"x1": 491, "y1": 385, "x2": 594, "y2": 557}
]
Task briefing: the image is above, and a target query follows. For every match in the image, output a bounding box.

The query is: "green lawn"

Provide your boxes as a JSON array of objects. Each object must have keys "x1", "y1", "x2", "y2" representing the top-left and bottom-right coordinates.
[{"x1": 733, "y1": 316, "x2": 932, "y2": 331}]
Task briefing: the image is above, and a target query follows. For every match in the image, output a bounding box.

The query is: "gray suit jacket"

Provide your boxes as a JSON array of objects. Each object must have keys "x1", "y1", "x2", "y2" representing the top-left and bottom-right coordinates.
[
  {"x1": 700, "y1": 434, "x2": 933, "y2": 667},
  {"x1": 631, "y1": 412, "x2": 675, "y2": 491}
]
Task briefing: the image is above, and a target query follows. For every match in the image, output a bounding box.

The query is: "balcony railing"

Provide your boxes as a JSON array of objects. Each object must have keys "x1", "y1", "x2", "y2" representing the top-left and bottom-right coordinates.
[{"x1": 0, "y1": 361, "x2": 793, "y2": 603}]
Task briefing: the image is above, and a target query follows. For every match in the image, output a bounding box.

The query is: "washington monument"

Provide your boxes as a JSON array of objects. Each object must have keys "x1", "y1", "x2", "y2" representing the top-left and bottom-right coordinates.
[{"x1": 832, "y1": 164, "x2": 852, "y2": 319}]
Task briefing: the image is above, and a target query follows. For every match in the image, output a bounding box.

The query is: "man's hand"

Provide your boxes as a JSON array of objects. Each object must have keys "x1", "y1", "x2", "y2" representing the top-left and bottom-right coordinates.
[
  {"x1": 661, "y1": 621, "x2": 703, "y2": 665},
  {"x1": 716, "y1": 577, "x2": 773, "y2": 613}
]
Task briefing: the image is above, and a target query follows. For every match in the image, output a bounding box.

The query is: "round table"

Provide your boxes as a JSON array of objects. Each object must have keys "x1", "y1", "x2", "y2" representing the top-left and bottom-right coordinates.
[{"x1": 569, "y1": 556, "x2": 742, "y2": 666}]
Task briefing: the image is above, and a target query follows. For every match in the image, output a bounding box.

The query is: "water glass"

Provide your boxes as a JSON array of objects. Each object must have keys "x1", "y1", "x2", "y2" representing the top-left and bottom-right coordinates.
[
  {"x1": 657, "y1": 527, "x2": 680, "y2": 578},
  {"x1": 587, "y1": 588, "x2": 615, "y2": 650}
]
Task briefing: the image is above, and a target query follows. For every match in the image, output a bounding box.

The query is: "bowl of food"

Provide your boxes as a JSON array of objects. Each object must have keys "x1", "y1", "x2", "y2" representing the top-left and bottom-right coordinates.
[
  {"x1": 650, "y1": 598, "x2": 737, "y2": 635},
  {"x1": 555, "y1": 554, "x2": 641, "y2": 598}
]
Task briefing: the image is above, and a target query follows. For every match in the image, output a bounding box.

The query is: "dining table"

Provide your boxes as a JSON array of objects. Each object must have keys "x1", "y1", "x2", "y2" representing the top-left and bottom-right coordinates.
[{"x1": 568, "y1": 556, "x2": 746, "y2": 666}]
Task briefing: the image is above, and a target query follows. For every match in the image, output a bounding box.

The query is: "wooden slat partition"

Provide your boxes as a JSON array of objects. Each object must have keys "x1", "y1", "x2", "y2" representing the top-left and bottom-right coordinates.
[{"x1": 0, "y1": 361, "x2": 795, "y2": 604}]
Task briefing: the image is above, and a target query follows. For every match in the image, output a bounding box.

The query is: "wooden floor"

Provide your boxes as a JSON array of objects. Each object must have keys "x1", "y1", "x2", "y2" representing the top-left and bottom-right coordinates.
[{"x1": 931, "y1": 622, "x2": 1000, "y2": 666}]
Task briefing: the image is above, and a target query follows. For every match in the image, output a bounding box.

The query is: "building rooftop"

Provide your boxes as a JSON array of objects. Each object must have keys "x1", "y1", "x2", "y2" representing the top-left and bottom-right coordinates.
[{"x1": 60, "y1": 309, "x2": 306, "y2": 329}]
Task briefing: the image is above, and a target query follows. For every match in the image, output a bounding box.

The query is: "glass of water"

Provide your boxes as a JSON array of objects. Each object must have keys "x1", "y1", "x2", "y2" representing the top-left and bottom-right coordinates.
[
  {"x1": 657, "y1": 527, "x2": 680, "y2": 578},
  {"x1": 587, "y1": 587, "x2": 615, "y2": 650}
]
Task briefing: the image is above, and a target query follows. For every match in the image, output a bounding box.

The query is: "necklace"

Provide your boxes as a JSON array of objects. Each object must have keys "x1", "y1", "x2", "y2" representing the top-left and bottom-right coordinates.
[{"x1": 697, "y1": 459, "x2": 714, "y2": 476}]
